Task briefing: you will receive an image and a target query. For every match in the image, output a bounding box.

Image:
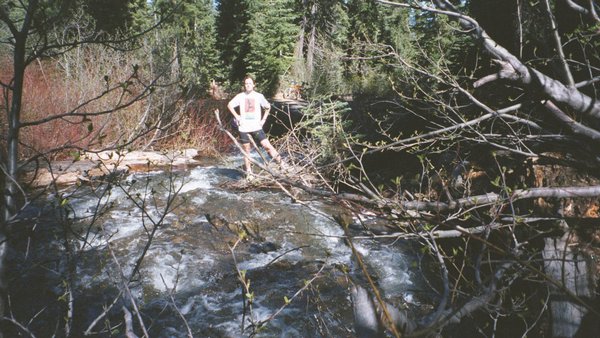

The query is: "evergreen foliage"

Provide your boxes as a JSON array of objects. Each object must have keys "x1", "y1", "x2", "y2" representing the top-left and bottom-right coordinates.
[
  {"x1": 244, "y1": 0, "x2": 299, "y2": 94},
  {"x1": 297, "y1": 0, "x2": 350, "y2": 95},
  {"x1": 128, "y1": 0, "x2": 153, "y2": 33},
  {"x1": 216, "y1": 0, "x2": 300, "y2": 95},
  {"x1": 51, "y1": 0, "x2": 466, "y2": 99},
  {"x1": 4, "y1": 1, "x2": 600, "y2": 336},
  {"x1": 85, "y1": 0, "x2": 135, "y2": 34},
  {"x1": 216, "y1": 0, "x2": 250, "y2": 87},
  {"x1": 345, "y1": 0, "x2": 397, "y2": 96},
  {"x1": 141, "y1": 0, "x2": 223, "y2": 95}
]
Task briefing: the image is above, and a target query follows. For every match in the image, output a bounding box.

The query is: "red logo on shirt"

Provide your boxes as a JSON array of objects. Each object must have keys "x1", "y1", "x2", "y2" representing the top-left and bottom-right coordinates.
[{"x1": 245, "y1": 97, "x2": 255, "y2": 113}]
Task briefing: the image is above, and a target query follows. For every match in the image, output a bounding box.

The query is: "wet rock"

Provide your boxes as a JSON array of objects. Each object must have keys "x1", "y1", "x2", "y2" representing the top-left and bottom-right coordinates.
[
  {"x1": 249, "y1": 241, "x2": 281, "y2": 254},
  {"x1": 21, "y1": 149, "x2": 202, "y2": 187}
]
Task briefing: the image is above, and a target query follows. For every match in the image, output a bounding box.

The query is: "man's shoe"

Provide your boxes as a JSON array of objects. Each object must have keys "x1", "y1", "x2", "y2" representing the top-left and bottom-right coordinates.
[
  {"x1": 276, "y1": 161, "x2": 290, "y2": 173},
  {"x1": 245, "y1": 171, "x2": 256, "y2": 183}
]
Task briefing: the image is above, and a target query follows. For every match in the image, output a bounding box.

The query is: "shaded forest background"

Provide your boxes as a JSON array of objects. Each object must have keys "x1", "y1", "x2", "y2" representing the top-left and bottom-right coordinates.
[{"x1": 2, "y1": 0, "x2": 600, "y2": 337}]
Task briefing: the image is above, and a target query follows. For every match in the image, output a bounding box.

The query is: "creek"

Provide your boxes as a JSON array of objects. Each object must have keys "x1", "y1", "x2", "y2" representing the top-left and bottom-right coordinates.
[{"x1": 9, "y1": 155, "x2": 428, "y2": 337}]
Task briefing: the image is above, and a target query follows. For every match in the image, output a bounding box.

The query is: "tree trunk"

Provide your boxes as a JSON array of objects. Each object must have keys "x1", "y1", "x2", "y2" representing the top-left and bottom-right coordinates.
[
  {"x1": 1, "y1": 17, "x2": 29, "y2": 333},
  {"x1": 4, "y1": 39, "x2": 25, "y2": 222},
  {"x1": 543, "y1": 228, "x2": 595, "y2": 337},
  {"x1": 293, "y1": 4, "x2": 306, "y2": 79},
  {"x1": 306, "y1": 3, "x2": 317, "y2": 79}
]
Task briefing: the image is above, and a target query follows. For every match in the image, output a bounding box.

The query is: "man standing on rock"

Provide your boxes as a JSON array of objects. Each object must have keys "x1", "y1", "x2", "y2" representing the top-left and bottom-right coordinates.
[{"x1": 227, "y1": 75, "x2": 283, "y2": 177}]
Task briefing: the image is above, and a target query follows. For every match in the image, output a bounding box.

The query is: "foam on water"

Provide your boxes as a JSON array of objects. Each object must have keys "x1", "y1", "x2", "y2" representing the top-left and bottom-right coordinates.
[
  {"x1": 403, "y1": 292, "x2": 419, "y2": 305},
  {"x1": 144, "y1": 248, "x2": 211, "y2": 292},
  {"x1": 177, "y1": 167, "x2": 214, "y2": 193},
  {"x1": 66, "y1": 185, "x2": 125, "y2": 219},
  {"x1": 180, "y1": 298, "x2": 195, "y2": 315},
  {"x1": 230, "y1": 293, "x2": 307, "y2": 337},
  {"x1": 145, "y1": 252, "x2": 182, "y2": 291},
  {"x1": 109, "y1": 209, "x2": 145, "y2": 231},
  {"x1": 368, "y1": 249, "x2": 412, "y2": 294},
  {"x1": 199, "y1": 291, "x2": 235, "y2": 312},
  {"x1": 73, "y1": 209, "x2": 141, "y2": 249},
  {"x1": 191, "y1": 195, "x2": 207, "y2": 205},
  {"x1": 58, "y1": 157, "x2": 420, "y2": 336},
  {"x1": 347, "y1": 237, "x2": 414, "y2": 299},
  {"x1": 311, "y1": 217, "x2": 346, "y2": 243},
  {"x1": 193, "y1": 214, "x2": 208, "y2": 223},
  {"x1": 185, "y1": 289, "x2": 246, "y2": 336},
  {"x1": 304, "y1": 216, "x2": 351, "y2": 264},
  {"x1": 353, "y1": 242, "x2": 370, "y2": 257}
]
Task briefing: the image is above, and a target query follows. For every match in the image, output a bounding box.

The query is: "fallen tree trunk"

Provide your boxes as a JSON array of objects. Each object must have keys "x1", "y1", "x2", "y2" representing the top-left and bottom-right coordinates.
[
  {"x1": 543, "y1": 229, "x2": 596, "y2": 337},
  {"x1": 401, "y1": 185, "x2": 600, "y2": 213}
]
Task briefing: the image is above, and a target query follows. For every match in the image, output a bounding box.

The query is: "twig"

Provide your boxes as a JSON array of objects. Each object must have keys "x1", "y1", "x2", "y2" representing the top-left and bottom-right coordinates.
[
  {"x1": 342, "y1": 226, "x2": 402, "y2": 338},
  {"x1": 1, "y1": 316, "x2": 37, "y2": 338},
  {"x1": 265, "y1": 245, "x2": 310, "y2": 267},
  {"x1": 84, "y1": 292, "x2": 124, "y2": 335},
  {"x1": 160, "y1": 274, "x2": 193, "y2": 338},
  {"x1": 107, "y1": 243, "x2": 150, "y2": 338},
  {"x1": 255, "y1": 260, "x2": 328, "y2": 329}
]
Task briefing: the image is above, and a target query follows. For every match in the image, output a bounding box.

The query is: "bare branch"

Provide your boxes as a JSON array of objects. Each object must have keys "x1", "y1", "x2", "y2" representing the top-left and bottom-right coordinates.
[
  {"x1": 0, "y1": 5, "x2": 19, "y2": 37},
  {"x1": 575, "y1": 75, "x2": 600, "y2": 89},
  {"x1": 380, "y1": 0, "x2": 600, "y2": 129},
  {"x1": 108, "y1": 244, "x2": 149, "y2": 338},
  {"x1": 564, "y1": 0, "x2": 600, "y2": 22},
  {"x1": 122, "y1": 306, "x2": 139, "y2": 338},
  {"x1": 84, "y1": 292, "x2": 124, "y2": 335},
  {"x1": 542, "y1": 100, "x2": 600, "y2": 140},
  {"x1": 1, "y1": 316, "x2": 38, "y2": 338},
  {"x1": 402, "y1": 185, "x2": 600, "y2": 212},
  {"x1": 544, "y1": 0, "x2": 575, "y2": 86},
  {"x1": 474, "y1": 60, "x2": 522, "y2": 87}
]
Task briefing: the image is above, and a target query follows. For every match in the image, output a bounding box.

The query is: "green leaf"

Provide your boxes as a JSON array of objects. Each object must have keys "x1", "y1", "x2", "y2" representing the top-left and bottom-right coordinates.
[
  {"x1": 70, "y1": 151, "x2": 80, "y2": 162},
  {"x1": 245, "y1": 292, "x2": 254, "y2": 301}
]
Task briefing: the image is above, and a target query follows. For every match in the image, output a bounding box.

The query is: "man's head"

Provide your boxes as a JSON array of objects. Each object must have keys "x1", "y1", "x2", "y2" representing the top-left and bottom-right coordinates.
[{"x1": 243, "y1": 76, "x2": 255, "y2": 93}]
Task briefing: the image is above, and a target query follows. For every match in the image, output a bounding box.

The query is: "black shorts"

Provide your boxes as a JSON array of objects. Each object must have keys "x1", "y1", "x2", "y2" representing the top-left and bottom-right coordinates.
[{"x1": 239, "y1": 129, "x2": 267, "y2": 144}]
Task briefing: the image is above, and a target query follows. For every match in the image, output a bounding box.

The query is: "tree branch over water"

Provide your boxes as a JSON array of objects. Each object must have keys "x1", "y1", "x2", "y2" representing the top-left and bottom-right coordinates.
[{"x1": 377, "y1": 0, "x2": 600, "y2": 141}]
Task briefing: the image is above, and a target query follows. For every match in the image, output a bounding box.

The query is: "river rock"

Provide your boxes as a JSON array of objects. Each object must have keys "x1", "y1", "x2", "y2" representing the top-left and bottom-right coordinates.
[{"x1": 21, "y1": 149, "x2": 202, "y2": 187}]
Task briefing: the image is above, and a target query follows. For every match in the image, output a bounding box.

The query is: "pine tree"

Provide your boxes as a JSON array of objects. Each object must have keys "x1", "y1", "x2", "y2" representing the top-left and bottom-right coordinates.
[
  {"x1": 296, "y1": 0, "x2": 350, "y2": 95},
  {"x1": 85, "y1": 0, "x2": 135, "y2": 34},
  {"x1": 150, "y1": 0, "x2": 223, "y2": 95},
  {"x1": 216, "y1": 0, "x2": 250, "y2": 86},
  {"x1": 344, "y1": 0, "x2": 412, "y2": 96},
  {"x1": 243, "y1": 0, "x2": 300, "y2": 94},
  {"x1": 179, "y1": 0, "x2": 223, "y2": 93},
  {"x1": 216, "y1": 0, "x2": 299, "y2": 95}
]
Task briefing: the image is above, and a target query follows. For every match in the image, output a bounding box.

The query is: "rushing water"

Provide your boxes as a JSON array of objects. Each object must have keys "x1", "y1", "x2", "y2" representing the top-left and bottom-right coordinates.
[{"x1": 11, "y1": 155, "x2": 425, "y2": 337}]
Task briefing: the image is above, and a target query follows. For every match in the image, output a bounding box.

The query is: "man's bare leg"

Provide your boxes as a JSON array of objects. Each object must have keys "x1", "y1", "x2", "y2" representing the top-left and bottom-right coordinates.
[
  {"x1": 242, "y1": 143, "x2": 253, "y2": 175},
  {"x1": 260, "y1": 139, "x2": 281, "y2": 164}
]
